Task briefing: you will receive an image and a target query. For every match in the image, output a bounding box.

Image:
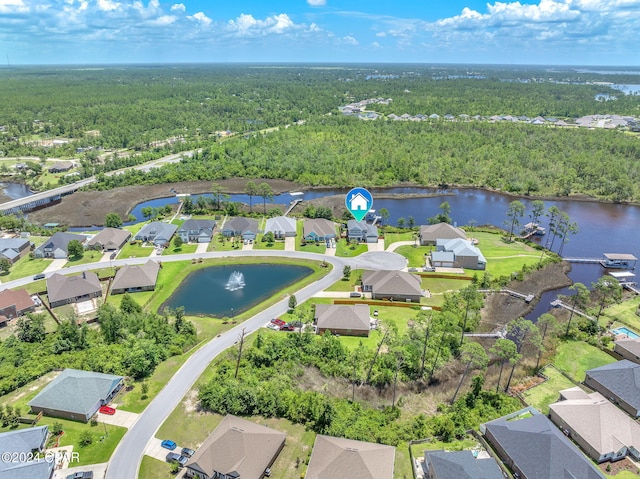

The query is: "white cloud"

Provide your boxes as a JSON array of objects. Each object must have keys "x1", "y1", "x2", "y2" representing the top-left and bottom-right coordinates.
[
  {"x1": 97, "y1": 0, "x2": 120, "y2": 12},
  {"x1": 226, "y1": 13, "x2": 299, "y2": 36},
  {"x1": 339, "y1": 35, "x2": 358, "y2": 45},
  {"x1": 0, "y1": 0, "x2": 28, "y2": 14},
  {"x1": 187, "y1": 11, "x2": 211, "y2": 27},
  {"x1": 307, "y1": 0, "x2": 326, "y2": 5},
  {"x1": 170, "y1": 3, "x2": 185, "y2": 12},
  {"x1": 371, "y1": 41, "x2": 381, "y2": 48}
]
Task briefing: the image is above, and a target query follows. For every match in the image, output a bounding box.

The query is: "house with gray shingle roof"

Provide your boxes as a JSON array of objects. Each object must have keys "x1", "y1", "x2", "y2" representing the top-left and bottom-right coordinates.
[
  {"x1": 110, "y1": 260, "x2": 160, "y2": 295},
  {"x1": 46, "y1": 271, "x2": 102, "y2": 308},
  {"x1": 361, "y1": 270, "x2": 423, "y2": 302},
  {"x1": 347, "y1": 220, "x2": 378, "y2": 244},
  {"x1": 0, "y1": 237, "x2": 31, "y2": 263},
  {"x1": 86, "y1": 227, "x2": 131, "y2": 251},
  {"x1": 29, "y1": 369, "x2": 124, "y2": 422},
  {"x1": 585, "y1": 360, "x2": 640, "y2": 418},
  {"x1": 177, "y1": 219, "x2": 216, "y2": 244},
  {"x1": 614, "y1": 339, "x2": 640, "y2": 365},
  {"x1": 315, "y1": 304, "x2": 370, "y2": 337},
  {"x1": 134, "y1": 221, "x2": 177, "y2": 247},
  {"x1": 433, "y1": 238, "x2": 486, "y2": 270},
  {"x1": 419, "y1": 223, "x2": 467, "y2": 246},
  {"x1": 424, "y1": 450, "x2": 503, "y2": 479},
  {"x1": 265, "y1": 216, "x2": 296, "y2": 239},
  {"x1": 305, "y1": 435, "x2": 395, "y2": 479},
  {"x1": 481, "y1": 407, "x2": 605, "y2": 479},
  {"x1": 33, "y1": 232, "x2": 86, "y2": 259},
  {"x1": 549, "y1": 387, "x2": 640, "y2": 463},
  {"x1": 303, "y1": 219, "x2": 336, "y2": 243},
  {"x1": 221, "y1": 217, "x2": 259, "y2": 241},
  {"x1": 0, "y1": 426, "x2": 53, "y2": 479},
  {"x1": 185, "y1": 415, "x2": 285, "y2": 479}
]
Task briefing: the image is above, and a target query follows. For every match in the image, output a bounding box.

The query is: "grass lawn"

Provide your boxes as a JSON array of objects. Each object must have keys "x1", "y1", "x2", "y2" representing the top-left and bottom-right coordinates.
[
  {"x1": 421, "y1": 277, "x2": 471, "y2": 294},
  {"x1": 324, "y1": 269, "x2": 364, "y2": 292},
  {"x1": 123, "y1": 222, "x2": 147, "y2": 236},
  {"x1": 553, "y1": 340, "x2": 616, "y2": 382},
  {"x1": 253, "y1": 236, "x2": 285, "y2": 250},
  {"x1": 118, "y1": 242, "x2": 154, "y2": 258},
  {"x1": 209, "y1": 233, "x2": 241, "y2": 252},
  {"x1": 295, "y1": 220, "x2": 328, "y2": 253},
  {"x1": 162, "y1": 242, "x2": 198, "y2": 256},
  {"x1": 521, "y1": 365, "x2": 577, "y2": 414},
  {"x1": 474, "y1": 231, "x2": 547, "y2": 278},
  {"x1": 3, "y1": 256, "x2": 50, "y2": 281},
  {"x1": 600, "y1": 297, "x2": 640, "y2": 331},
  {"x1": 139, "y1": 456, "x2": 173, "y2": 479},
  {"x1": 335, "y1": 239, "x2": 368, "y2": 258},
  {"x1": 64, "y1": 250, "x2": 102, "y2": 268},
  {"x1": 384, "y1": 232, "x2": 413, "y2": 249},
  {"x1": 395, "y1": 245, "x2": 431, "y2": 267},
  {"x1": 410, "y1": 436, "x2": 478, "y2": 459}
]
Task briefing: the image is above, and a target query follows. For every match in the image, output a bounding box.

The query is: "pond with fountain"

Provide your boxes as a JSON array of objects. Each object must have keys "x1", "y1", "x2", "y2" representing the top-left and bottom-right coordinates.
[{"x1": 161, "y1": 263, "x2": 313, "y2": 317}]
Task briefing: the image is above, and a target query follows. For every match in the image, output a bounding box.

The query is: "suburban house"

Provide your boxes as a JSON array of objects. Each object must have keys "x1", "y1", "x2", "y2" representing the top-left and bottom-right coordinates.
[
  {"x1": 423, "y1": 450, "x2": 503, "y2": 479},
  {"x1": 481, "y1": 407, "x2": 605, "y2": 479},
  {"x1": 585, "y1": 360, "x2": 640, "y2": 418},
  {"x1": 0, "y1": 426, "x2": 54, "y2": 479},
  {"x1": 419, "y1": 223, "x2": 467, "y2": 246},
  {"x1": 134, "y1": 221, "x2": 178, "y2": 247},
  {"x1": 305, "y1": 435, "x2": 395, "y2": 479},
  {"x1": 264, "y1": 216, "x2": 296, "y2": 239},
  {"x1": 28, "y1": 369, "x2": 124, "y2": 422},
  {"x1": 0, "y1": 288, "x2": 36, "y2": 322},
  {"x1": 47, "y1": 160, "x2": 73, "y2": 173},
  {"x1": 110, "y1": 260, "x2": 160, "y2": 295},
  {"x1": 549, "y1": 387, "x2": 640, "y2": 463},
  {"x1": 46, "y1": 271, "x2": 102, "y2": 308},
  {"x1": 303, "y1": 219, "x2": 337, "y2": 243},
  {"x1": 85, "y1": 227, "x2": 131, "y2": 251},
  {"x1": 177, "y1": 219, "x2": 216, "y2": 244},
  {"x1": 314, "y1": 304, "x2": 370, "y2": 337},
  {"x1": 0, "y1": 237, "x2": 31, "y2": 263},
  {"x1": 221, "y1": 217, "x2": 259, "y2": 241},
  {"x1": 184, "y1": 415, "x2": 286, "y2": 479},
  {"x1": 614, "y1": 339, "x2": 640, "y2": 364},
  {"x1": 347, "y1": 220, "x2": 379, "y2": 243},
  {"x1": 33, "y1": 232, "x2": 86, "y2": 259},
  {"x1": 431, "y1": 238, "x2": 487, "y2": 270},
  {"x1": 361, "y1": 270, "x2": 423, "y2": 302}
]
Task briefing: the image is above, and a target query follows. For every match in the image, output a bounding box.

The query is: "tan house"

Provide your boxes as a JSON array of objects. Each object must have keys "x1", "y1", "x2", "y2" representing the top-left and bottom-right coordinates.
[
  {"x1": 419, "y1": 223, "x2": 467, "y2": 246},
  {"x1": 46, "y1": 272, "x2": 102, "y2": 308},
  {"x1": 86, "y1": 228, "x2": 131, "y2": 251},
  {"x1": 110, "y1": 261, "x2": 160, "y2": 295},
  {"x1": 185, "y1": 415, "x2": 286, "y2": 479},
  {"x1": 305, "y1": 435, "x2": 395, "y2": 479},
  {"x1": 314, "y1": 304, "x2": 370, "y2": 337},
  {"x1": 303, "y1": 219, "x2": 337, "y2": 243},
  {"x1": 614, "y1": 339, "x2": 640, "y2": 364},
  {"x1": 549, "y1": 387, "x2": 640, "y2": 463},
  {"x1": 0, "y1": 288, "x2": 36, "y2": 322},
  {"x1": 361, "y1": 270, "x2": 422, "y2": 302}
]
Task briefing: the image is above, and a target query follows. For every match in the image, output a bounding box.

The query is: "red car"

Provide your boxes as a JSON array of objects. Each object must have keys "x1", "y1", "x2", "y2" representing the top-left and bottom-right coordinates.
[
  {"x1": 271, "y1": 318, "x2": 285, "y2": 327},
  {"x1": 99, "y1": 406, "x2": 116, "y2": 415}
]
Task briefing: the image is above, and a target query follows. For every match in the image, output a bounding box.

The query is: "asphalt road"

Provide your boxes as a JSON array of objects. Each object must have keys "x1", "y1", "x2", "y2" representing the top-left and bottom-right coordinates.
[{"x1": 4, "y1": 249, "x2": 405, "y2": 479}]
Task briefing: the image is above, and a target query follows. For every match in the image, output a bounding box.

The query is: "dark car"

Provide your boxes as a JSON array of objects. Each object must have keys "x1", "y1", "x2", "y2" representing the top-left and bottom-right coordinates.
[
  {"x1": 110, "y1": 251, "x2": 117, "y2": 260},
  {"x1": 349, "y1": 292, "x2": 362, "y2": 298},
  {"x1": 68, "y1": 472, "x2": 93, "y2": 479},
  {"x1": 161, "y1": 439, "x2": 177, "y2": 450},
  {"x1": 166, "y1": 452, "x2": 188, "y2": 467},
  {"x1": 181, "y1": 447, "x2": 195, "y2": 458},
  {"x1": 280, "y1": 324, "x2": 295, "y2": 331},
  {"x1": 33, "y1": 273, "x2": 45, "y2": 280}
]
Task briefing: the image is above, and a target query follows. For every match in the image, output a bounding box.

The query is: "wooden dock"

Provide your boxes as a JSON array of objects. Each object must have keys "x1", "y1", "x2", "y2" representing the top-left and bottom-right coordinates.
[
  {"x1": 550, "y1": 299, "x2": 595, "y2": 320},
  {"x1": 623, "y1": 283, "x2": 640, "y2": 295},
  {"x1": 284, "y1": 199, "x2": 303, "y2": 216},
  {"x1": 479, "y1": 288, "x2": 535, "y2": 303},
  {"x1": 562, "y1": 257, "x2": 602, "y2": 264},
  {"x1": 464, "y1": 330, "x2": 506, "y2": 339}
]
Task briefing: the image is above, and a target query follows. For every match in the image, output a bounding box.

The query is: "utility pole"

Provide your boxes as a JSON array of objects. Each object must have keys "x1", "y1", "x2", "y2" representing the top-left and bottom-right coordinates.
[{"x1": 234, "y1": 328, "x2": 246, "y2": 379}]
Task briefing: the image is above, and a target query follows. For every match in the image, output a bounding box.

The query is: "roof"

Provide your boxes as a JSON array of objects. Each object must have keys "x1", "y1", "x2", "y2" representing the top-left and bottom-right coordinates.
[
  {"x1": 347, "y1": 220, "x2": 378, "y2": 236},
  {"x1": 303, "y1": 218, "x2": 336, "y2": 238},
  {"x1": 438, "y1": 238, "x2": 487, "y2": 263},
  {"x1": 586, "y1": 360, "x2": 640, "y2": 413},
  {"x1": 186, "y1": 415, "x2": 285, "y2": 479},
  {"x1": 603, "y1": 253, "x2": 637, "y2": 261},
  {"x1": 0, "y1": 426, "x2": 53, "y2": 479},
  {"x1": 265, "y1": 216, "x2": 296, "y2": 234},
  {"x1": 135, "y1": 221, "x2": 178, "y2": 241},
  {"x1": 420, "y1": 223, "x2": 467, "y2": 242},
  {"x1": 46, "y1": 271, "x2": 102, "y2": 304},
  {"x1": 34, "y1": 231, "x2": 85, "y2": 255},
  {"x1": 550, "y1": 387, "x2": 640, "y2": 459},
  {"x1": 223, "y1": 217, "x2": 259, "y2": 234},
  {"x1": 29, "y1": 369, "x2": 123, "y2": 417},
  {"x1": 305, "y1": 435, "x2": 395, "y2": 479},
  {"x1": 615, "y1": 339, "x2": 640, "y2": 359},
  {"x1": 315, "y1": 304, "x2": 370, "y2": 332},
  {"x1": 431, "y1": 251, "x2": 455, "y2": 263},
  {"x1": 179, "y1": 219, "x2": 216, "y2": 234},
  {"x1": 0, "y1": 237, "x2": 29, "y2": 250},
  {"x1": 111, "y1": 260, "x2": 160, "y2": 291},
  {"x1": 0, "y1": 288, "x2": 35, "y2": 312},
  {"x1": 425, "y1": 450, "x2": 503, "y2": 479},
  {"x1": 361, "y1": 270, "x2": 422, "y2": 297},
  {"x1": 483, "y1": 409, "x2": 605, "y2": 479},
  {"x1": 86, "y1": 228, "x2": 131, "y2": 248}
]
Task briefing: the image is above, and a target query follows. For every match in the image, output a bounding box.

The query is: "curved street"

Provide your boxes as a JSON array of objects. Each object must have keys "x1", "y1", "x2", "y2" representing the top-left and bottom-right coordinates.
[{"x1": 0, "y1": 249, "x2": 405, "y2": 479}]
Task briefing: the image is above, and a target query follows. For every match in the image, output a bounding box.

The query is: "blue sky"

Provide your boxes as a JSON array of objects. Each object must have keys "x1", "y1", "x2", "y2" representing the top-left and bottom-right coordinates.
[{"x1": 1, "y1": 0, "x2": 639, "y2": 65}]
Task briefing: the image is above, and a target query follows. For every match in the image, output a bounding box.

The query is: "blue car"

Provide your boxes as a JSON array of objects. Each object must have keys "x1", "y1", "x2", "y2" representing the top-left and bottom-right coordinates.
[{"x1": 161, "y1": 440, "x2": 177, "y2": 451}]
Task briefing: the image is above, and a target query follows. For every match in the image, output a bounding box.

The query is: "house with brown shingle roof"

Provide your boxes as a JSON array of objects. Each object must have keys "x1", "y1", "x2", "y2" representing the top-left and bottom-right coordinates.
[
  {"x1": 0, "y1": 288, "x2": 36, "y2": 322},
  {"x1": 303, "y1": 219, "x2": 337, "y2": 243},
  {"x1": 361, "y1": 270, "x2": 423, "y2": 302},
  {"x1": 86, "y1": 228, "x2": 131, "y2": 251},
  {"x1": 110, "y1": 260, "x2": 160, "y2": 295},
  {"x1": 549, "y1": 387, "x2": 640, "y2": 463},
  {"x1": 46, "y1": 272, "x2": 102, "y2": 308},
  {"x1": 419, "y1": 223, "x2": 467, "y2": 246},
  {"x1": 305, "y1": 435, "x2": 395, "y2": 479},
  {"x1": 314, "y1": 304, "x2": 370, "y2": 337},
  {"x1": 184, "y1": 415, "x2": 285, "y2": 479}
]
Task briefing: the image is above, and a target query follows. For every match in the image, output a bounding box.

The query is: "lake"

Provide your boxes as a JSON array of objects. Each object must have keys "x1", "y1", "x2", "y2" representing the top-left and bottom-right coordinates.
[{"x1": 161, "y1": 263, "x2": 312, "y2": 317}]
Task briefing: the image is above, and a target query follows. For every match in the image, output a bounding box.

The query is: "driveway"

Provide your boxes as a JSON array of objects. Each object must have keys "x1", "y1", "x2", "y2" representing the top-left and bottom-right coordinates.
[
  {"x1": 195, "y1": 242, "x2": 209, "y2": 254},
  {"x1": 284, "y1": 236, "x2": 295, "y2": 251},
  {"x1": 97, "y1": 409, "x2": 140, "y2": 429},
  {"x1": 54, "y1": 462, "x2": 108, "y2": 479},
  {"x1": 43, "y1": 258, "x2": 67, "y2": 273},
  {"x1": 368, "y1": 239, "x2": 385, "y2": 252},
  {"x1": 144, "y1": 437, "x2": 190, "y2": 464},
  {"x1": 242, "y1": 242, "x2": 254, "y2": 251}
]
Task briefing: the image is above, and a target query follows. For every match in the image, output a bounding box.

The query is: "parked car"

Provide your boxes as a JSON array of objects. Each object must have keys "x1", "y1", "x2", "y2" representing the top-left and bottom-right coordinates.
[
  {"x1": 280, "y1": 324, "x2": 295, "y2": 331},
  {"x1": 181, "y1": 447, "x2": 196, "y2": 458},
  {"x1": 266, "y1": 322, "x2": 280, "y2": 330},
  {"x1": 68, "y1": 472, "x2": 93, "y2": 479},
  {"x1": 110, "y1": 251, "x2": 117, "y2": 259},
  {"x1": 166, "y1": 452, "x2": 188, "y2": 467},
  {"x1": 33, "y1": 273, "x2": 45, "y2": 280},
  {"x1": 161, "y1": 440, "x2": 177, "y2": 450},
  {"x1": 349, "y1": 292, "x2": 362, "y2": 298},
  {"x1": 271, "y1": 318, "x2": 285, "y2": 327},
  {"x1": 99, "y1": 406, "x2": 116, "y2": 415}
]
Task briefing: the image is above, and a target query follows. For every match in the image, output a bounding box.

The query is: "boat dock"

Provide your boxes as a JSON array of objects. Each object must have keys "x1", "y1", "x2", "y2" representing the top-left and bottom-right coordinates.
[
  {"x1": 562, "y1": 257, "x2": 602, "y2": 264},
  {"x1": 479, "y1": 288, "x2": 535, "y2": 303},
  {"x1": 550, "y1": 299, "x2": 595, "y2": 320}
]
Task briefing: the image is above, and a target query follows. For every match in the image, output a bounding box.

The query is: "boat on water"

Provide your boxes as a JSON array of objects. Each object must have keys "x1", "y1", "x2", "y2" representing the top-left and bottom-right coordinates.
[{"x1": 600, "y1": 253, "x2": 638, "y2": 269}]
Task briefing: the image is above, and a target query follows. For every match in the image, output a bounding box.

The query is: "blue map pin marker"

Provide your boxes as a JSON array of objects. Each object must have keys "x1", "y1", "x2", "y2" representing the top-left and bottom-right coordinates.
[{"x1": 345, "y1": 187, "x2": 373, "y2": 222}]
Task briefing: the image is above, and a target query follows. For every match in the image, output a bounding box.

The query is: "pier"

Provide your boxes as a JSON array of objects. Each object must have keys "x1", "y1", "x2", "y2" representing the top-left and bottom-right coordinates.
[
  {"x1": 562, "y1": 257, "x2": 602, "y2": 264},
  {"x1": 550, "y1": 299, "x2": 595, "y2": 320},
  {"x1": 479, "y1": 288, "x2": 535, "y2": 303},
  {"x1": 284, "y1": 198, "x2": 303, "y2": 216},
  {"x1": 464, "y1": 329, "x2": 506, "y2": 339}
]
